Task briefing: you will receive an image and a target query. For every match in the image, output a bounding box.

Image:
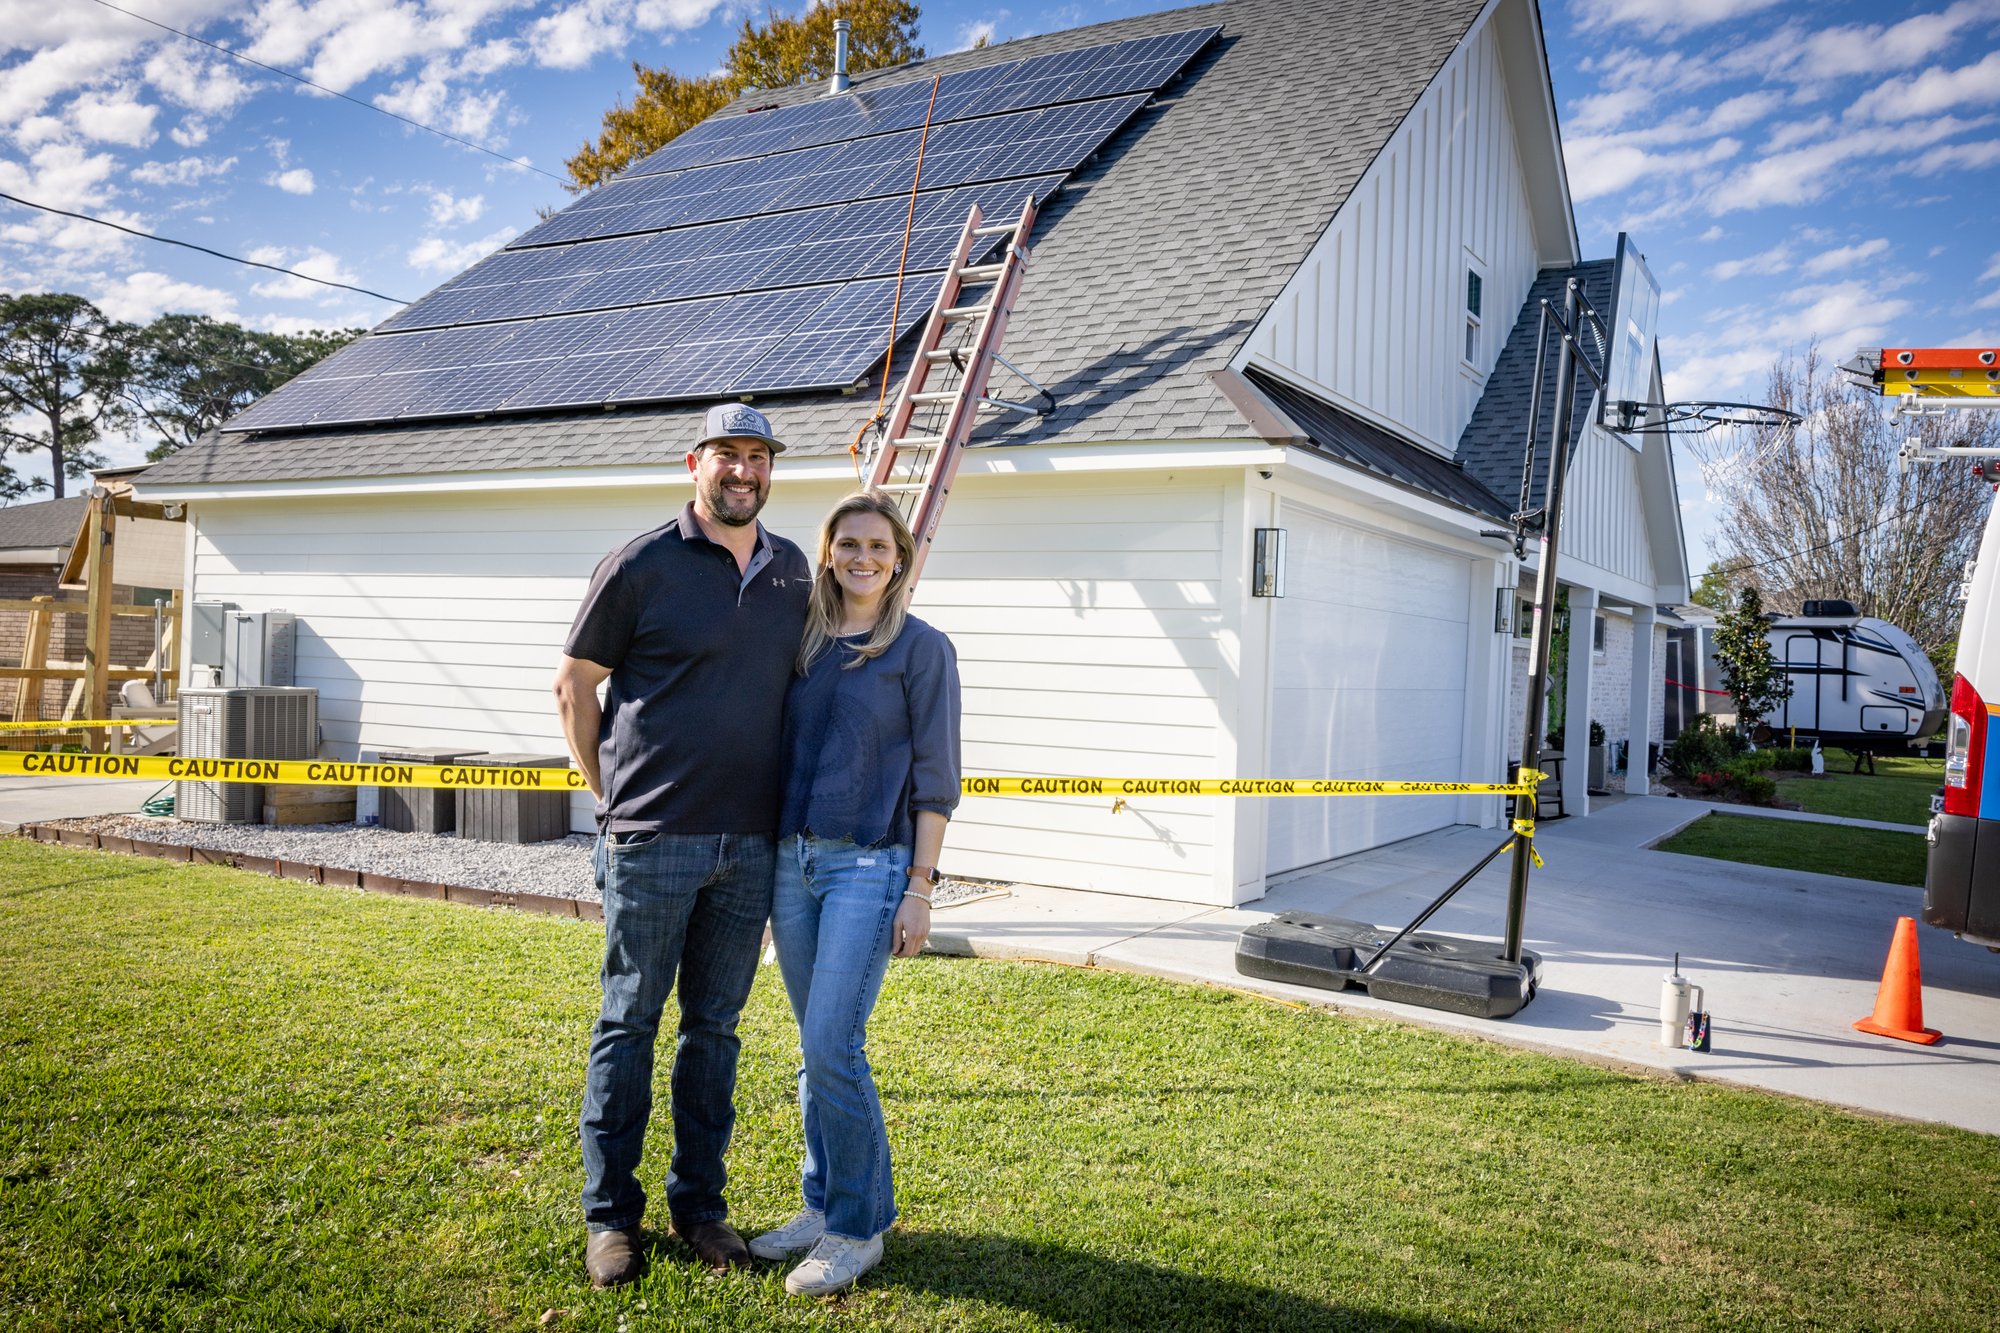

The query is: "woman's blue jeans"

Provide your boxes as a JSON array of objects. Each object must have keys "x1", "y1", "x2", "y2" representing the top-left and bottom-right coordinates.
[
  {"x1": 771, "y1": 834, "x2": 910, "y2": 1241},
  {"x1": 579, "y1": 830, "x2": 774, "y2": 1233}
]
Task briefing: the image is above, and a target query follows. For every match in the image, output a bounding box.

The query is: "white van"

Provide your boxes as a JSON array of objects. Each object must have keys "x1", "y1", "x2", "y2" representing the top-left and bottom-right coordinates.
[{"x1": 1927, "y1": 497, "x2": 2000, "y2": 947}]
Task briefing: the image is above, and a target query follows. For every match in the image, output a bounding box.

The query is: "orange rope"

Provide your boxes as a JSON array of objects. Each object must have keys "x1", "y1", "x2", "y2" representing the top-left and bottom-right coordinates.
[{"x1": 849, "y1": 73, "x2": 943, "y2": 483}]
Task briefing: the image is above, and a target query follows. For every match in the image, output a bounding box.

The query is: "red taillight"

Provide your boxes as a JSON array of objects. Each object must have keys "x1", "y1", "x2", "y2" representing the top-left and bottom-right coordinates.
[{"x1": 1943, "y1": 673, "x2": 1987, "y2": 818}]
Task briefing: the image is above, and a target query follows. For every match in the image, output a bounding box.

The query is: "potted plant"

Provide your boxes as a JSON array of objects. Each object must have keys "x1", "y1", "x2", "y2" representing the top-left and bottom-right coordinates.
[{"x1": 1588, "y1": 719, "x2": 1607, "y2": 790}]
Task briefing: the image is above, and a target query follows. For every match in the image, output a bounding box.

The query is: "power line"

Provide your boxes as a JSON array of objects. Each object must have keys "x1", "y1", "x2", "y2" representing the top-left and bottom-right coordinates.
[
  {"x1": 1717, "y1": 492, "x2": 1966, "y2": 579},
  {"x1": 83, "y1": 0, "x2": 565, "y2": 184},
  {"x1": 0, "y1": 191, "x2": 409, "y2": 303}
]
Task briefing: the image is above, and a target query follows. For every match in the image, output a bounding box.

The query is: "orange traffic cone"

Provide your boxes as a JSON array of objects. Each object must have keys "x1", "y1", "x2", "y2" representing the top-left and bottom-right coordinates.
[{"x1": 1853, "y1": 916, "x2": 1942, "y2": 1045}]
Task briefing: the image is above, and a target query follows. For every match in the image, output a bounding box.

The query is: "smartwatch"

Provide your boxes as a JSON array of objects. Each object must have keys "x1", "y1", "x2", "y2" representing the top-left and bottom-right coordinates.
[{"x1": 906, "y1": 864, "x2": 940, "y2": 884}]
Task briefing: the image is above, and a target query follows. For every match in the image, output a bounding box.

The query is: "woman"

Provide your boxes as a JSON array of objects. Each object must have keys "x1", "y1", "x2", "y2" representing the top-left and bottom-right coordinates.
[{"x1": 750, "y1": 489, "x2": 961, "y2": 1297}]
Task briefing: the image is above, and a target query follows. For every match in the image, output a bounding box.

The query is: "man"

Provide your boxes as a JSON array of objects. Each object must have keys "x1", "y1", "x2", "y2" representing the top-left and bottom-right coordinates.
[{"x1": 554, "y1": 402, "x2": 811, "y2": 1289}]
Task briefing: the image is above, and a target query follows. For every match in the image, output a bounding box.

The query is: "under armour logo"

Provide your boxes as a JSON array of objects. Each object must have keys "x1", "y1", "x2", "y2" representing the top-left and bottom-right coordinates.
[{"x1": 771, "y1": 577, "x2": 787, "y2": 587}]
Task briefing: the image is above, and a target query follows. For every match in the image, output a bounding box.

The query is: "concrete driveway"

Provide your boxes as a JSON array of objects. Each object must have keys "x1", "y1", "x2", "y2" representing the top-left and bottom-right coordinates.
[
  {"x1": 929, "y1": 795, "x2": 2000, "y2": 1136},
  {"x1": 0, "y1": 773, "x2": 165, "y2": 832}
]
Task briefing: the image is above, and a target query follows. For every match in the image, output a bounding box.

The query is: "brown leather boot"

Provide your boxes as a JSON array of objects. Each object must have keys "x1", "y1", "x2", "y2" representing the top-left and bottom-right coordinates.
[
  {"x1": 673, "y1": 1218, "x2": 752, "y2": 1272},
  {"x1": 585, "y1": 1227, "x2": 645, "y2": 1288}
]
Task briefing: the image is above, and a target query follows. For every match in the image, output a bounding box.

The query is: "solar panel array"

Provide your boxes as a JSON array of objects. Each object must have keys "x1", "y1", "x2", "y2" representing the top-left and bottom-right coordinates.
[{"x1": 227, "y1": 25, "x2": 1220, "y2": 434}]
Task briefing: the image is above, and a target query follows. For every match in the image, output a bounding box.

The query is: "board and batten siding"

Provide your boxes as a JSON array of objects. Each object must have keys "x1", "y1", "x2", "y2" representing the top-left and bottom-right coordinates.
[
  {"x1": 1556, "y1": 423, "x2": 1654, "y2": 591},
  {"x1": 1236, "y1": 13, "x2": 1542, "y2": 455},
  {"x1": 185, "y1": 469, "x2": 1236, "y2": 903}
]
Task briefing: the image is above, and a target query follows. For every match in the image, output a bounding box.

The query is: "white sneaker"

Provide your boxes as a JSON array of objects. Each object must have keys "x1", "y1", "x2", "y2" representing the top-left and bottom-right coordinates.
[
  {"x1": 783, "y1": 1231, "x2": 883, "y2": 1296},
  {"x1": 749, "y1": 1207, "x2": 825, "y2": 1261}
]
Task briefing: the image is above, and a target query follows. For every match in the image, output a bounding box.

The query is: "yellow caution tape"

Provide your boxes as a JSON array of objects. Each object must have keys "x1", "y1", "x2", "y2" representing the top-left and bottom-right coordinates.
[
  {"x1": 965, "y1": 777, "x2": 1533, "y2": 797},
  {"x1": 0, "y1": 753, "x2": 1549, "y2": 798},
  {"x1": 0, "y1": 752, "x2": 589, "y2": 790},
  {"x1": 0, "y1": 718, "x2": 177, "y2": 730}
]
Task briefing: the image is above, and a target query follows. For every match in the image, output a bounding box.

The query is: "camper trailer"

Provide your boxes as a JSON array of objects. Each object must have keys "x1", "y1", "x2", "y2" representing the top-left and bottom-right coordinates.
[{"x1": 1766, "y1": 601, "x2": 1946, "y2": 750}]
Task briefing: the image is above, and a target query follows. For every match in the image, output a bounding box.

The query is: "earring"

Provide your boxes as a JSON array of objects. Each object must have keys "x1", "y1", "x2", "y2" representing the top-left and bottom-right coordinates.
[{"x1": 894, "y1": 565, "x2": 904, "y2": 573}]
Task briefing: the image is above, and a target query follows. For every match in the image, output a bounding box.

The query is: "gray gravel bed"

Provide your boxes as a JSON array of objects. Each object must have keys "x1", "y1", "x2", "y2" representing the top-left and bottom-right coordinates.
[
  {"x1": 54, "y1": 815, "x2": 1008, "y2": 909},
  {"x1": 69, "y1": 815, "x2": 599, "y2": 900}
]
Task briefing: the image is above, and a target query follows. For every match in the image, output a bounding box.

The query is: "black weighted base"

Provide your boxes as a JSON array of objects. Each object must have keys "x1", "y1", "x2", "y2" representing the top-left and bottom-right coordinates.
[{"x1": 1235, "y1": 912, "x2": 1541, "y2": 1019}]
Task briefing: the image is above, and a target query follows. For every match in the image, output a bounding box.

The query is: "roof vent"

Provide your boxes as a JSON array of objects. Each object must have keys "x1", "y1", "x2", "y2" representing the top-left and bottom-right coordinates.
[
  {"x1": 828, "y1": 18, "x2": 852, "y2": 95},
  {"x1": 1801, "y1": 599, "x2": 1860, "y2": 618}
]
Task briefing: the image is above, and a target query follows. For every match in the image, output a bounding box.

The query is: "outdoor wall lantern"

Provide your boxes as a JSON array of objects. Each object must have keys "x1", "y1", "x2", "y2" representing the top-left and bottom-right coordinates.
[
  {"x1": 1494, "y1": 587, "x2": 1514, "y2": 634},
  {"x1": 1252, "y1": 527, "x2": 1287, "y2": 597}
]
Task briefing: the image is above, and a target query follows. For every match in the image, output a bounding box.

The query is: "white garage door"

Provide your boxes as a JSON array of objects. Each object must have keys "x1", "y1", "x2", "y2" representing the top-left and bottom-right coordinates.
[{"x1": 1268, "y1": 506, "x2": 1473, "y2": 873}]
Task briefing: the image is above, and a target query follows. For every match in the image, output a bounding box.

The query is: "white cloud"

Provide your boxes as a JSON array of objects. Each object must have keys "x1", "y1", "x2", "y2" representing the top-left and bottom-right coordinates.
[
  {"x1": 956, "y1": 20, "x2": 1000, "y2": 51},
  {"x1": 1982, "y1": 253, "x2": 2000, "y2": 284},
  {"x1": 267, "y1": 167, "x2": 316, "y2": 195},
  {"x1": 1574, "y1": 0, "x2": 1785, "y2": 38},
  {"x1": 1697, "y1": 225, "x2": 1725, "y2": 242},
  {"x1": 67, "y1": 86, "x2": 158, "y2": 148},
  {"x1": 1707, "y1": 115, "x2": 1986, "y2": 213},
  {"x1": 11, "y1": 115, "x2": 69, "y2": 149},
  {"x1": 170, "y1": 120, "x2": 212, "y2": 148},
  {"x1": 1799, "y1": 239, "x2": 1889, "y2": 277},
  {"x1": 1900, "y1": 139, "x2": 2000, "y2": 175},
  {"x1": 1662, "y1": 280, "x2": 1913, "y2": 400},
  {"x1": 406, "y1": 225, "x2": 517, "y2": 273},
  {"x1": 247, "y1": 244, "x2": 365, "y2": 302},
  {"x1": 1708, "y1": 244, "x2": 1790, "y2": 281},
  {"x1": 1850, "y1": 50, "x2": 2000, "y2": 122},
  {"x1": 94, "y1": 270, "x2": 240, "y2": 323},
  {"x1": 1564, "y1": 135, "x2": 1740, "y2": 202},
  {"x1": 1973, "y1": 290, "x2": 2000, "y2": 312},
  {"x1": 425, "y1": 190, "x2": 486, "y2": 226},
  {"x1": 131, "y1": 154, "x2": 239, "y2": 188},
  {"x1": 142, "y1": 44, "x2": 255, "y2": 117}
]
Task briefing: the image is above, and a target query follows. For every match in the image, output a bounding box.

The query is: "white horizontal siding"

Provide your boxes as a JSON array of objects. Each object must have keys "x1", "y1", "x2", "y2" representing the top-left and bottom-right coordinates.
[
  {"x1": 187, "y1": 471, "x2": 1232, "y2": 904},
  {"x1": 1238, "y1": 14, "x2": 1540, "y2": 453}
]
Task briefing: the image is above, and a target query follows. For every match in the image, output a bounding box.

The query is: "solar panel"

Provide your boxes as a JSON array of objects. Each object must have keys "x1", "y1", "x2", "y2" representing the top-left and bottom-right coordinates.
[{"x1": 230, "y1": 25, "x2": 1220, "y2": 432}]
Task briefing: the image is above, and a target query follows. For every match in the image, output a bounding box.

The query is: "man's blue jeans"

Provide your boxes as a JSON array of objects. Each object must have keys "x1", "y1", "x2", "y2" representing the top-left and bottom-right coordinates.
[
  {"x1": 580, "y1": 830, "x2": 773, "y2": 1233},
  {"x1": 770, "y1": 834, "x2": 909, "y2": 1241}
]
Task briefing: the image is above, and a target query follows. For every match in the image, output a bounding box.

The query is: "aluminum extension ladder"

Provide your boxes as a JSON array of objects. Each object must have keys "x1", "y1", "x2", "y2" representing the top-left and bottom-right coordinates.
[{"x1": 865, "y1": 194, "x2": 1052, "y2": 585}]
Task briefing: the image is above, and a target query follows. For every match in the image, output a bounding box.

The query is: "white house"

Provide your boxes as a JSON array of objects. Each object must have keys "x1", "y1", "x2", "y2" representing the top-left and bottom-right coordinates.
[{"x1": 137, "y1": 0, "x2": 1687, "y2": 906}]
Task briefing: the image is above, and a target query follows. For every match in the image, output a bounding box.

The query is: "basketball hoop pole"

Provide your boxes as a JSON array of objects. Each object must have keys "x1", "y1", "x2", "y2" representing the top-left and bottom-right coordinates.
[{"x1": 1506, "y1": 277, "x2": 1606, "y2": 963}]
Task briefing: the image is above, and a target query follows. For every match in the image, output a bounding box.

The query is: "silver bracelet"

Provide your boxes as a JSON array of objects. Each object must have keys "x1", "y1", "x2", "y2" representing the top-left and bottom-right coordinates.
[{"x1": 903, "y1": 888, "x2": 933, "y2": 904}]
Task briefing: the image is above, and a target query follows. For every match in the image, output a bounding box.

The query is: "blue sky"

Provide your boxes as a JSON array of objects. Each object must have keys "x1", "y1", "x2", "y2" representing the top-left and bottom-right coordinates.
[{"x1": 3, "y1": 0, "x2": 1998, "y2": 566}]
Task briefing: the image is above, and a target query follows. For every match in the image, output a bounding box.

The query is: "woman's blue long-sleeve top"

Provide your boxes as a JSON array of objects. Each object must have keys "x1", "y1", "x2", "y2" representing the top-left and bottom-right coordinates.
[{"x1": 778, "y1": 617, "x2": 961, "y2": 848}]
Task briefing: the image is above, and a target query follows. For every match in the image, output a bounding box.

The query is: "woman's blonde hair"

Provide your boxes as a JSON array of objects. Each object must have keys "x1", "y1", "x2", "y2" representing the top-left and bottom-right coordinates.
[{"x1": 798, "y1": 489, "x2": 918, "y2": 673}]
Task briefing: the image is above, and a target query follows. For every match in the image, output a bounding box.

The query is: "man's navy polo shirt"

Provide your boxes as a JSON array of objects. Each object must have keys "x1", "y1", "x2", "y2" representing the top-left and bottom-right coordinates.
[{"x1": 565, "y1": 502, "x2": 811, "y2": 834}]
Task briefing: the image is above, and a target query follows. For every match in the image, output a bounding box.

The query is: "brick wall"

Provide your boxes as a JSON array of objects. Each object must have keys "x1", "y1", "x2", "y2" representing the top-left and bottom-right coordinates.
[{"x1": 0, "y1": 569, "x2": 170, "y2": 720}]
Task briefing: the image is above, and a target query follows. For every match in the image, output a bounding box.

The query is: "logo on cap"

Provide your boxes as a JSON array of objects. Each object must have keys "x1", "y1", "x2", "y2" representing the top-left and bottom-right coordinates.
[{"x1": 721, "y1": 405, "x2": 767, "y2": 436}]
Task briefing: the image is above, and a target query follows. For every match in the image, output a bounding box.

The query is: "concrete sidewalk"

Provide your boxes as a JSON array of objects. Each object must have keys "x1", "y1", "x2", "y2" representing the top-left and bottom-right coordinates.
[
  {"x1": 0, "y1": 774, "x2": 165, "y2": 833},
  {"x1": 930, "y1": 795, "x2": 2000, "y2": 1136}
]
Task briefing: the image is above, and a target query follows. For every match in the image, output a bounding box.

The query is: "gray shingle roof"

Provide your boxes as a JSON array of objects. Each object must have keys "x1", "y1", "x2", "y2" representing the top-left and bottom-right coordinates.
[
  {"x1": 1252, "y1": 372, "x2": 1510, "y2": 521},
  {"x1": 1454, "y1": 260, "x2": 1615, "y2": 517},
  {"x1": 0, "y1": 496, "x2": 87, "y2": 550},
  {"x1": 142, "y1": 0, "x2": 1489, "y2": 488}
]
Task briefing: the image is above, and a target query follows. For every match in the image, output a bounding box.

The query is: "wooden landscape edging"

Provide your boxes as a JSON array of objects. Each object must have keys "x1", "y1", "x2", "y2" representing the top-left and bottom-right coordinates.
[{"x1": 17, "y1": 823, "x2": 604, "y2": 923}]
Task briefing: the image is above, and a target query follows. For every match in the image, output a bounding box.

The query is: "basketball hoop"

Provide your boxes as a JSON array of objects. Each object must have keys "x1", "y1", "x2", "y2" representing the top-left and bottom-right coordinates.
[{"x1": 1607, "y1": 399, "x2": 1801, "y2": 436}]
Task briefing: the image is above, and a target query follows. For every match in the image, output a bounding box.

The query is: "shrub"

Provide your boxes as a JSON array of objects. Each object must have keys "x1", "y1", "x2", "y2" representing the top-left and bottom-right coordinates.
[
  {"x1": 1763, "y1": 746, "x2": 1813, "y2": 772},
  {"x1": 1735, "y1": 772, "x2": 1778, "y2": 805},
  {"x1": 1665, "y1": 715, "x2": 1744, "y2": 778}
]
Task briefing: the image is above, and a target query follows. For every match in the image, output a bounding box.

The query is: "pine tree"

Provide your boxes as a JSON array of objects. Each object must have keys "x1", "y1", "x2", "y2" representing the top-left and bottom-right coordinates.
[{"x1": 1713, "y1": 586, "x2": 1792, "y2": 733}]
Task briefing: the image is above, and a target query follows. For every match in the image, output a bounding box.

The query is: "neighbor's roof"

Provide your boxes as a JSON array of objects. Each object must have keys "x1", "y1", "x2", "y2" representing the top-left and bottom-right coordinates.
[
  {"x1": 141, "y1": 0, "x2": 1490, "y2": 489},
  {"x1": 0, "y1": 496, "x2": 87, "y2": 552},
  {"x1": 1455, "y1": 260, "x2": 1615, "y2": 514}
]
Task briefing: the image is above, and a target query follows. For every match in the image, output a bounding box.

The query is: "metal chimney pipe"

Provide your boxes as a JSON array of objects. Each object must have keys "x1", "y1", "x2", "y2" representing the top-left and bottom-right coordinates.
[{"x1": 828, "y1": 18, "x2": 852, "y2": 95}]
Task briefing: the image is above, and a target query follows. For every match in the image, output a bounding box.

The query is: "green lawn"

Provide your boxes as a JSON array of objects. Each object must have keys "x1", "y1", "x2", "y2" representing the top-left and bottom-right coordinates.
[
  {"x1": 1656, "y1": 813, "x2": 1926, "y2": 886},
  {"x1": 6, "y1": 840, "x2": 2000, "y2": 1332},
  {"x1": 1775, "y1": 747, "x2": 1942, "y2": 827}
]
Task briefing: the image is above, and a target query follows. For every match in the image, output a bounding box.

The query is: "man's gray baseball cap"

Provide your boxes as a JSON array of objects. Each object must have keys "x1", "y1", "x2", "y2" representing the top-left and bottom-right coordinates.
[{"x1": 694, "y1": 401, "x2": 786, "y2": 453}]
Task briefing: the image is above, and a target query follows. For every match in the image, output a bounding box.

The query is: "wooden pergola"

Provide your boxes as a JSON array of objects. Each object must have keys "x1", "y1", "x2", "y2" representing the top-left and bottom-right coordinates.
[{"x1": 0, "y1": 490, "x2": 184, "y2": 754}]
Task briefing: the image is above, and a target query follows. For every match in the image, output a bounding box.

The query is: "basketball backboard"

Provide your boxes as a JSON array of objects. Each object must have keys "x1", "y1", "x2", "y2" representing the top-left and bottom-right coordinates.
[{"x1": 1602, "y1": 233, "x2": 1660, "y2": 446}]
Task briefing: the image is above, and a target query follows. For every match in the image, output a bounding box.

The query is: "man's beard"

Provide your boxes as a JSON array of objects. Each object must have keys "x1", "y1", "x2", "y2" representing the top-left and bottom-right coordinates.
[{"x1": 698, "y1": 472, "x2": 767, "y2": 526}]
